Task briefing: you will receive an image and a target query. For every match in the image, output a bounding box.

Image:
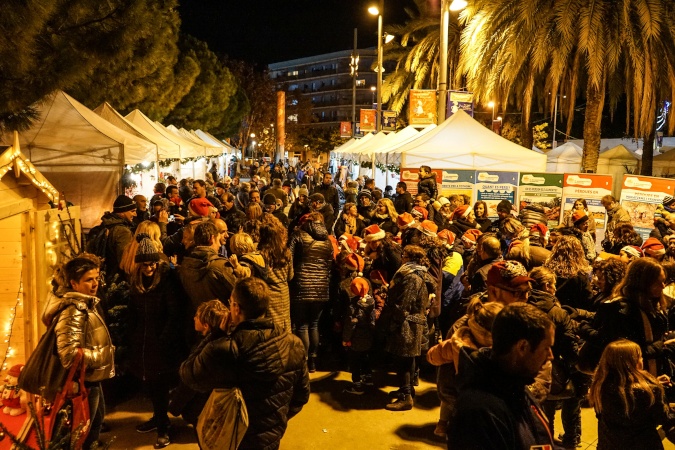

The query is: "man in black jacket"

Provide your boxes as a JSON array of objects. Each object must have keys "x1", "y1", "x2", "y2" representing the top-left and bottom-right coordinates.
[
  {"x1": 394, "y1": 182, "x2": 413, "y2": 214},
  {"x1": 448, "y1": 303, "x2": 555, "y2": 450},
  {"x1": 313, "y1": 172, "x2": 340, "y2": 213},
  {"x1": 417, "y1": 166, "x2": 438, "y2": 200},
  {"x1": 180, "y1": 277, "x2": 310, "y2": 450}
]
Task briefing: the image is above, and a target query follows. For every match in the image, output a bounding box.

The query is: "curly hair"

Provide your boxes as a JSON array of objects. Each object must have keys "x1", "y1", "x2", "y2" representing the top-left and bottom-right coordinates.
[
  {"x1": 592, "y1": 259, "x2": 626, "y2": 295},
  {"x1": 543, "y1": 235, "x2": 589, "y2": 278},
  {"x1": 229, "y1": 232, "x2": 256, "y2": 256},
  {"x1": 402, "y1": 244, "x2": 430, "y2": 267},
  {"x1": 614, "y1": 257, "x2": 666, "y2": 314},
  {"x1": 258, "y1": 214, "x2": 292, "y2": 269}
]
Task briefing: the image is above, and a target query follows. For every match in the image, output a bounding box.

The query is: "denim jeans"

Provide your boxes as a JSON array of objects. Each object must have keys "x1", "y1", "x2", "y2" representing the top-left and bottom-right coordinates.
[
  {"x1": 84, "y1": 382, "x2": 105, "y2": 449},
  {"x1": 291, "y1": 302, "x2": 324, "y2": 358}
]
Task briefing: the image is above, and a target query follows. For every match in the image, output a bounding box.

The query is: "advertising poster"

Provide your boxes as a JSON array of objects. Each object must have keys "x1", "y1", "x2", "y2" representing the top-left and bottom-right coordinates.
[
  {"x1": 409, "y1": 89, "x2": 437, "y2": 125},
  {"x1": 619, "y1": 175, "x2": 675, "y2": 240},
  {"x1": 561, "y1": 173, "x2": 613, "y2": 247},
  {"x1": 340, "y1": 121, "x2": 352, "y2": 138},
  {"x1": 447, "y1": 91, "x2": 474, "y2": 118},
  {"x1": 360, "y1": 109, "x2": 376, "y2": 132},
  {"x1": 518, "y1": 173, "x2": 564, "y2": 227},
  {"x1": 399, "y1": 167, "x2": 443, "y2": 196},
  {"x1": 382, "y1": 110, "x2": 397, "y2": 132},
  {"x1": 440, "y1": 169, "x2": 475, "y2": 201},
  {"x1": 475, "y1": 171, "x2": 519, "y2": 220}
]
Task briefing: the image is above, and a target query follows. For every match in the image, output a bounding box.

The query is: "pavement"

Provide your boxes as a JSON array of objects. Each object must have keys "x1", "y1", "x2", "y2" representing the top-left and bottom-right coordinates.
[{"x1": 104, "y1": 369, "x2": 675, "y2": 450}]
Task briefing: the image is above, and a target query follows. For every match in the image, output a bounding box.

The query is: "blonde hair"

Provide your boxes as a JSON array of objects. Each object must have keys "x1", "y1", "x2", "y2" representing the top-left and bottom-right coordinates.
[
  {"x1": 529, "y1": 266, "x2": 557, "y2": 291},
  {"x1": 589, "y1": 339, "x2": 662, "y2": 416},
  {"x1": 544, "y1": 235, "x2": 589, "y2": 279},
  {"x1": 120, "y1": 221, "x2": 163, "y2": 275},
  {"x1": 377, "y1": 198, "x2": 399, "y2": 221},
  {"x1": 196, "y1": 299, "x2": 229, "y2": 330},
  {"x1": 229, "y1": 232, "x2": 256, "y2": 256}
]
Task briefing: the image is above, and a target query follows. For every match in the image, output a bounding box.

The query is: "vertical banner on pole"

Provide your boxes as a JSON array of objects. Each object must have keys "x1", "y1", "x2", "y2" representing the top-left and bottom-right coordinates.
[
  {"x1": 360, "y1": 109, "x2": 376, "y2": 132},
  {"x1": 619, "y1": 175, "x2": 675, "y2": 241},
  {"x1": 447, "y1": 91, "x2": 474, "y2": 118},
  {"x1": 276, "y1": 91, "x2": 285, "y2": 161},
  {"x1": 382, "y1": 110, "x2": 397, "y2": 132},
  {"x1": 340, "y1": 122, "x2": 352, "y2": 138},
  {"x1": 409, "y1": 90, "x2": 437, "y2": 125}
]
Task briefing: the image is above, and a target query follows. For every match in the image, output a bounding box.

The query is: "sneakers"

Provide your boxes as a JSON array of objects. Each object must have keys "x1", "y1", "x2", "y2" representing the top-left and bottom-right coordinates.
[
  {"x1": 136, "y1": 418, "x2": 158, "y2": 434},
  {"x1": 154, "y1": 432, "x2": 171, "y2": 449},
  {"x1": 434, "y1": 419, "x2": 448, "y2": 438},
  {"x1": 344, "y1": 383, "x2": 365, "y2": 395},
  {"x1": 385, "y1": 393, "x2": 413, "y2": 411}
]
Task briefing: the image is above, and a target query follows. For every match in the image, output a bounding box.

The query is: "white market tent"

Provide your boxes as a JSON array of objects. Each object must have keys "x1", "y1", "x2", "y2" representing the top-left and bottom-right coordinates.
[
  {"x1": 398, "y1": 110, "x2": 547, "y2": 171},
  {"x1": 546, "y1": 142, "x2": 584, "y2": 173},
  {"x1": 597, "y1": 145, "x2": 640, "y2": 195},
  {"x1": 126, "y1": 110, "x2": 204, "y2": 159},
  {"x1": 166, "y1": 124, "x2": 221, "y2": 157},
  {"x1": 0, "y1": 91, "x2": 158, "y2": 228},
  {"x1": 653, "y1": 149, "x2": 675, "y2": 178}
]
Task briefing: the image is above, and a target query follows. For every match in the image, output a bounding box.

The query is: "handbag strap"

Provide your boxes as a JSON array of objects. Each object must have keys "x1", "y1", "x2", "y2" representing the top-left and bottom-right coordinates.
[
  {"x1": 61, "y1": 348, "x2": 85, "y2": 398},
  {"x1": 640, "y1": 310, "x2": 658, "y2": 376}
]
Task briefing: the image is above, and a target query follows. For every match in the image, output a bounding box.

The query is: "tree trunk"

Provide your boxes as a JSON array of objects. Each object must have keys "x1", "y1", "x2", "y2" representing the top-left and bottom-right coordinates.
[
  {"x1": 641, "y1": 129, "x2": 655, "y2": 176},
  {"x1": 581, "y1": 77, "x2": 606, "y2": 172},
  {"x1": 521, "y1": 111, "x2": 533, "y2": 151}
]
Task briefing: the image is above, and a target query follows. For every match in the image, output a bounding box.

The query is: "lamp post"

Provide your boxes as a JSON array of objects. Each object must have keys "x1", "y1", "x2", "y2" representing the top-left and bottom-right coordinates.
[
  {"x1": 437, "y1": 0, "x2": 467, "y2": 124},
  {"x1": 369, "y1": 1, "x2": 384, "y2": 132},
  {"x1": 350, "y1": 28, "x2": 358, "y2": 138},
  {"x1": 371, "y1": 86, "x2": 377, "y2": 105},
  {"x1": 552, "y1": 94, "x2": 566, "y2": 149}
]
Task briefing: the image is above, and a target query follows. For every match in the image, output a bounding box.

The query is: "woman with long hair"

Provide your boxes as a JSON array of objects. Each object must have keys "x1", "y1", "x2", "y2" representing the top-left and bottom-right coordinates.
[
  {"x1": 371, "y1": 198, "x2": 399, "y2": 235},
  {"x1": 543, "y1": 235, "x2": 592, "y2": 310},
  {"x1": 120, "y1": 221, "x2": 164, "y2": 276},
  {"x1": 333, "y1": 202, "x2": 365, "y2": 238},
  {"x1": 127, "y1": 234, "x2": 185, "y2": 448},
  {"x1": 243, "y1": 202, "x2": 263, "y2": 243},
  {"x1": 590, "y1": 340, "x2": 671, "y2": 450},
  {"x1": 472, "y1": 201, "x2": 492, "y2": 232}
]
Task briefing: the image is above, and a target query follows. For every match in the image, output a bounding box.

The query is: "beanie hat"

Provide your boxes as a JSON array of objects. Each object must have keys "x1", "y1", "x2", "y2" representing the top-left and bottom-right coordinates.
[
  {"x1": 358, "y1": 189, "x2": 372, "y2": 200},
  {"x1": 411, "y1": 206, "x2": 428, "y2": 221},
  {"x1": 621, "y1": 245, "x2": 643, "y2": 259},
  {"x1": 347, "y1": 181, "x2": 358, "y2": 189},
  {"x1": 529, "y1": 223, "x2": 549, "y2": 239},
  {"x1": 461, "y1": 229, "x2": 482, "y2": 246},
  {"x1": 113, "y1": 195, "x2": 135, "y2": 213},
  {"x1": 438, "y1": 229, "x2": 456, "y2": 245},
  {"x1": 263, "y1": 193, "x2": 277, "y2": 205},
  {"x1": 572, "y1": 210, "x2": 589, "y2": 226},
  {"x1": 396, "y1": 212, "x2": 416, "y2": 230},
  {"x1": 487, "y1": 260, "x2": 532, "y2": 289},
  {"x1": 364, "y1": 224, "x2": 386, "y2": 242},
  {"x1": 7, "y1": 364, "x2": 22, "y2": 378},
  {"x1": 223, "y1": 176, "x2": 232, "y2": 183},
  {"x1": 309, "y1": 193, "x2": 325, "y2": 203},
  {"x1": 369, "y1": 269, "x2": 389, "y2": 286},
  {"x1": 298, "y1": 184, "x2": 309, "y2": 197},
  {"x1": 419, "y1": 220, "x2": 438, "y2": 236},
  {"x1": 134, "y1": 233, "x2": 160, "y2": 263},
  {"x1": 432, "y1": 200, "x2": 443, "y2": 212},
  {"x1": 666, "y1": 234, "x2": 675, "y2": 243},
  {"x1": 664, "y1": 195, "x2": 675, "y2": 207},
  {"x1": 642, "y1": 237, "x2": 666, "y2": 257},
  {"x1": 189, "y1": 198, "x2": 215, "y2": 217},
  {"x1": 344, "y1": 253, "x2": 365, "y2": 275},
  {"x1": 496, "y1": 200, "x2": 513, "y2": 214},
  {"x1": 350, "y1": 277, "x2": 370, "y2": 299},
  {"x1": 438, "y1": 197, "x2": 451, "y2": 207},
  {"x1": 452, "y1": 205, "x2": 471, "y2": 221}
]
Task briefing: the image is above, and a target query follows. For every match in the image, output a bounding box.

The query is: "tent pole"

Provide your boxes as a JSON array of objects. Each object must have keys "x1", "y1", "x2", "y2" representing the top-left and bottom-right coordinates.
[{"x1": 155, "y1": 146, "x2": 160, "y2": 181}]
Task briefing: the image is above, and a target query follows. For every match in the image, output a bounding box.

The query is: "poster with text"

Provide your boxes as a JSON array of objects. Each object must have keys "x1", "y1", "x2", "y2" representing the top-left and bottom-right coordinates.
[
  {"x1": 447, "y1": 91, "x2": 474, "y2": 118},
  {"x1": 340, "y1": 121, "x2": 352, "y2": 138},
  {"x1": 382, "y1": 110, "x2": 397, "y2": 132},
  {"x1": 518, "y1": 173, "x2": 564, "y2": 227},
  {"x1": 409, "y1": 89, "x2": 437, "y2": 125},
  {"x1": 619, "y1": 175, "x2": 675, "y2": 241},
  {"x1": 400, "y1": 167, "x2": 443, "y2": 196},
  {"x1": 440, "y1": 169, "x2": 475, "y2": 202},
  {"x1": 360, "y1": 109, "x2": 376, "y2": 132},
  {"x1": 561, "y1": 173, "x2": 613, "y2": 248},
  {"x1": 475, "y1": 171, "x2": 519, "y2": 220}
]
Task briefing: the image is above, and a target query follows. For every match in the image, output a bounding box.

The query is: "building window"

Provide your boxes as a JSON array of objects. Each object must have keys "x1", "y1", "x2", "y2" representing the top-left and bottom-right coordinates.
[
  {"x1": 287, "y1": 70, "x2": 298, "y2": 76},
  {"x1": 288, "y1": 114, "x2": 298, "y2": 122},
  {"x1": 289, "y1": 84, "x2": 298, "y2": 91},
  {"x1": 356, "y1": 79, "x2": 366, "y2": 87},
  {"x1": 291, "y1": 99, "x2": 298, "y2": 106}
]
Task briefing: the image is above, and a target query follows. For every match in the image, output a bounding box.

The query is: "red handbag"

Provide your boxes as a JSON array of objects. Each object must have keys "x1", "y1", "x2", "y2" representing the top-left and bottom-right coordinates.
[{"x1": 40, "y1": 348, "x2": 90, "y2": 449}]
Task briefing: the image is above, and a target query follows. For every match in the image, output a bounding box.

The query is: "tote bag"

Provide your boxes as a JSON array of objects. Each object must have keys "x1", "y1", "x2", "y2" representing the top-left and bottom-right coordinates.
[{"x1": 196, "y1": 387, "x2": 248, "y2": 450}]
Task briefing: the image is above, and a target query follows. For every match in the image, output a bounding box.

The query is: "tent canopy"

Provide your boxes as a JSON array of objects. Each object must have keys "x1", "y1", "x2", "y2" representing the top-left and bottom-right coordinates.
[
  {"x1": 398, "y1": 110, "x2": 547, "y2": 171},
  {"x1": 546, "y1": 142, "x2": 584, "y2": 173},
  {"x1": 166, "y1": 124, "x2": 221, "y2": 157},
  {"x1": 126, "y1": 109, "x2": 204, "y2": 159}
]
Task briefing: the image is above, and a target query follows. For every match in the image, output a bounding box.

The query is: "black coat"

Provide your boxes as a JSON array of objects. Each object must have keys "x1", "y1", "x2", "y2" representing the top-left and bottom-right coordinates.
[
  {"x1": 289, "y1": 221, "x2": 334, "y2": 302},
  {"x1": 527, "y1": 289, "x2": 579, "y2": 364},
  {"x1": 180, "y1": 319, "x2": 310, "y2": 450},
  {"x1": 418, "y1": 174, "x2": 438, "y2": 199},
  {"x1": 313, "y1": 183, "x2": 340, "y2": 214},
  {"x1": 394, "y1": 192, "x2": 413, "y2": 214},
  {"x1": 371, "y1": 215, "x2": 398, "y2": 236}
]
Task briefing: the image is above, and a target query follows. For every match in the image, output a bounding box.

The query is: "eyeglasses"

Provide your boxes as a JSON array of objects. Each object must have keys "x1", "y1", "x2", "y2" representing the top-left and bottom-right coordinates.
[{"x1": 142, "y1": 262, "x2": 158, "y2": 268}]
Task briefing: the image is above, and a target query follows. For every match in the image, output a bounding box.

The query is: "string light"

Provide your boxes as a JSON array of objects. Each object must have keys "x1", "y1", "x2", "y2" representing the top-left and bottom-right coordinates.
[
  {"x1": 1, "y1": 272, "x2": 22, "y2": 372},
  {"x1": 0, "y1": 146, "x2": 59, "y2": 202}
]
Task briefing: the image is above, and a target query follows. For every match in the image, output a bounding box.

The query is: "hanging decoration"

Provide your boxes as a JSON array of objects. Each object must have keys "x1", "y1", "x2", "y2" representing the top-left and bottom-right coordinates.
[
  {"x1": 1, "y1": 272, "x2": 22, "y2": 372},
  {"x1": 375, "y1": 162, "x2": 400, "y2": 174}
]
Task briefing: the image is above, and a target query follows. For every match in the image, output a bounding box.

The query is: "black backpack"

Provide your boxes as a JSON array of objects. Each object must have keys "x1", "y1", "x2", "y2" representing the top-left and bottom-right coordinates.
[{"x1": 85, "y1": 223, "x2": 118, "y2": 261}]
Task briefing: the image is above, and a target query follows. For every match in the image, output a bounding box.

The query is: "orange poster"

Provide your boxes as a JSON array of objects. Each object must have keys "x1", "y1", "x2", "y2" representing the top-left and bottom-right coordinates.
[
  {"x1": 360, "y1": 109, "x2": 376, "y2": 132},
  {"x1": 409, "y1": 89, "x2": 437, "y2": 125}
]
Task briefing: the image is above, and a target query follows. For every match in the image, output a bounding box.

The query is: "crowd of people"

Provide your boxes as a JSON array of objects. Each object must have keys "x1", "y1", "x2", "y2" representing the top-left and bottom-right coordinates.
[{"x1": 39, "y1": 158, "x2": 675, "y2": 449}]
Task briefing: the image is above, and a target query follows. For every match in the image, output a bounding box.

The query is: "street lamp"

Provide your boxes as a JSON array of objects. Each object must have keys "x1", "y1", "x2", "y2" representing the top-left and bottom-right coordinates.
[
  {"x1": 371, "y1": 86, "x2": 377, "y2": 105},
  {"x1": 437, "y1": 0, "x2": 467, "y2": 124},
  {"x1": 369, "y1": 1, "x2": 384, "y2": 132}
]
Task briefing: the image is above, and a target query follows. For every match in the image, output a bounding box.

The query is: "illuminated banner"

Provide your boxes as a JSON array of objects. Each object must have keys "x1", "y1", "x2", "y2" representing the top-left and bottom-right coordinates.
[
  {"x1": 561, "y1": 173, "x2": 613, "y2": 247},
  {"x1": 475, "y1": 171, "x2": 519, "y2": 220},
  {"x1": 360, "y1": 109, "x2": 376, "y2": 132},
  {"x1": 518, "y1": 173, "x2": 563, "y2": 227},
  {"x1": 382, "y1": 110, "x2": 397, "y2": 132},
  {"x1": 619, "y1": 175, "x2": 675, "y2": 240},
  {"x1": 447, "y1": 91, "x2": 474, "y2": 118},
  {"x1": 276, "y1": 91, "x2": 285, "y2": 152},
  {"x1": 440, "y1": 169, "x2": 475, "y2": 201},
  {"x1": 409, "y1": 89, "x2": 437, "y2": 125},
  {"x1": 340, "y1": 121, "x2": 352, "y2": 138}
]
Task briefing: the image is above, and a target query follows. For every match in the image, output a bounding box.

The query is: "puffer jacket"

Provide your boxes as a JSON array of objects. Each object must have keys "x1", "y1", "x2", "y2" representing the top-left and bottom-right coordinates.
[
  {"x1": 42, "y1": 291, "x2": 115, "y2": 382},
  {"x1": 180, "y1": 319, "x2": 310, "y2": 450},
  {"x1": 178, "y1": 246, "x2": 236, "y2": 313},
  {"x1": 418, "y1": 172, "x2": 438, "y2": 200},
  {"x1": 289, "y1": 220, "x2": 334, "y2": 302},
  {"x1": 518, "y1": 205, "x2": 548, "y2": 229}
]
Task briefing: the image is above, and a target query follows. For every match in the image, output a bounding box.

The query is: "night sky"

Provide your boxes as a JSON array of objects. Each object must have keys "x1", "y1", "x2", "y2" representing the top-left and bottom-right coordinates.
[{"x1": 179, "y1": 0, "x2": 421, "y2": 66}]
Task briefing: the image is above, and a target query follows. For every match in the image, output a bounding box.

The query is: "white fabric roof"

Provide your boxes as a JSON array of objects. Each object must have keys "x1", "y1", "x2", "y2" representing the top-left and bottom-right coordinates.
[
  {"x1": 399, "y1": 110, "x2": 547, "y2": 171},
  {"x1": 125, "y1": 110, "x2": 203, "y2": 159},
  {"x1": 166, "y1": 124, "x2": 221, "y2": 157},
  {"x1": 194, "y1": 129, "x2": 235, "y2": 153},
  {"x1": 546, "y1": 142, "x2": 584, "y2": 172},
  {"x1": 94, "y1": 102, "x2": 179, "y2": 160},
  {"x1": 3, "y1": 91, "x2": 157, "y2": 167}
]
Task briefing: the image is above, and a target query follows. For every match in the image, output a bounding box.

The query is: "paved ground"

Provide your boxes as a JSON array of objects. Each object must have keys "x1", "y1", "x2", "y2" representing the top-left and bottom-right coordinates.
[{"x1": 104, "y1": 369, "x2": 675, "y2": 450}]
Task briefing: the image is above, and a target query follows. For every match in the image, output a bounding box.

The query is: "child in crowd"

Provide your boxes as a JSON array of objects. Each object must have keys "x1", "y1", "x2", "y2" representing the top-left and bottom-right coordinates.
[{"x1": 342, "y1": 277, "x2": 376, "y2": 395}]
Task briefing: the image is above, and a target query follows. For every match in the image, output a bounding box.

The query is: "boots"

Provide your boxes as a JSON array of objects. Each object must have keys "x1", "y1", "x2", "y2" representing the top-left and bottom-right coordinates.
[
  {"x1": 307, "y1": 356, "x2": 316, "y2": 373},
  {"x1": 388, "y1": 386, "x2": 415, "y2": 398},
  {"x1": 385, "y1": 393, "x2": 413, "y2": 411}
]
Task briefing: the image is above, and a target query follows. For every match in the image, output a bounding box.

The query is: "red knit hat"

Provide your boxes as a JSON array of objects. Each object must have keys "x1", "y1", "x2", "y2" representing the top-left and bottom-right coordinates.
[
  {"x1": 411, "y1": 206, "x2": 428, "y2": 221},
  {"x1": 419, "y1": 220, "x2": 438, "y2": 236},
  {"x1": 529, "y1": 223, "x2": 549, "y2": 238},
  {"x1": 363, "y1": 224, "x2": 386, "y2": 242},
  {"x1": 344, "y1": 253, "x2": 365, "y2": 274},
  {"x1": 7, "y1": 364, "x2": 22, "y2": 378},
  {"x1": 396, "y1": 212, "x2": 415, "y2": 229},
  {"x1": 350, "y1": 277, "x2": 370, "y2": 298},
  {"x1": 437, "y1": 229, "x2": 456, "y2": 245},
  {"x1": 487, "y1": 260, "x2": 532, "y2": 288},
  {"x1": 452, "y1": 205, "x2": 471, "y2": 221},
  {"x1": 642, "y1": 237, "x2": 666, "y2": 257},
  {"x1": 189, "y1": 198, "x2": 215, "y2": 217},
  {"x1": 572, "y1": 210, "x2": 589, "y2": 226},
  {"x1": 461, "y1": 229, "x2": 482, "y2": 246}
]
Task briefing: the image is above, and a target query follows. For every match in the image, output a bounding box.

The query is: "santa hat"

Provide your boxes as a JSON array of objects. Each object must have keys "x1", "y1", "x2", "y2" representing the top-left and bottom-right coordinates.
[
  {"x1": 529, "y1": 223, "x2": 549, "y2": 240},
  {"x1": 369, "y1": 269, "x2": 389, "y2": 286},
  {"x1": 621, "y1": 245, "x2": 643, "y2": 259},
  {"x1": 411, "y1": 206, "x2": 428, "y2": 221},
  {"x1": 461, "y1": 229, "x2": 482, "y2": 246},
  {"x1": 437, "y1": 229, "x2": 456, "y2": 245},
  {"x1": 572, "y1": 210, "x2": 589, "y2": 226},
  {"x1": 419, "y1": 220, "x2": 438, "y2": 236},
  {"x1": 452, "y1": 205, "x2": 472, "y2": 221},
  {"x1": 396, "y1": 212, "x2": 416, "y2": 230},
  {"x1": 344, "y1": 253, "x2": 365, "y2": 275},
  {"x1": 642, "y1": 237, "x2": 666, "y2": 257},
  {"x1": 189, "y1": 198, "x2": 215, "y2": 217},
  {"x1": 7, "y1": 364, "x2": 23, "y2": 378},
  {"x1": 363, "y1": 224, "x2": 386, "y2": 242},
  {"x1": 350, "y1": 277, "x2": 370, "y2": 299}
]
